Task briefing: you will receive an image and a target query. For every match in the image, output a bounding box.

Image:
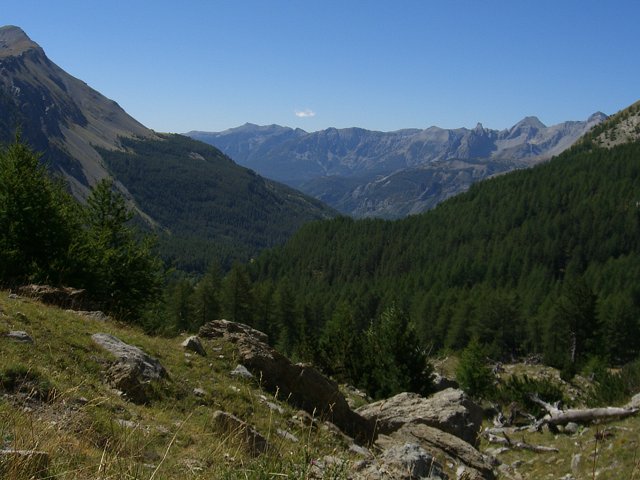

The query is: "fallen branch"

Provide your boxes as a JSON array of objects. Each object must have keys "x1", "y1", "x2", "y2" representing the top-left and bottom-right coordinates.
[
  {"x1": 530, "y1": 395, "x2": 639, "y2": 427},
  {"x1": 484, "y1": 432, "x2": 559, "y2": 453}
]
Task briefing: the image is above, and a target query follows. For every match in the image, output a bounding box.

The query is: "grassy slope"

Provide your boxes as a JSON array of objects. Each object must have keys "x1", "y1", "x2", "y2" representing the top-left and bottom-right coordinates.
[
  {"x1": 0, "y1": 292, "x2": 353, "y2": 479},
  {"x1": 2, "y1": 292, "x2": 639, "y2": 479}
]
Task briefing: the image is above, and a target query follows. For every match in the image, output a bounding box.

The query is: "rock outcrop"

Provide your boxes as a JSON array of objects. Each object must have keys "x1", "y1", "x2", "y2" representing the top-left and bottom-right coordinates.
[
  {"x1": 92, "y1": 333, "x2": 167, "y2": 403},
  {"x1": 356, "y1": 389, "x2": 483, "y2": 446},
  {"x1": 353, "y1": 442, "x2": 447, "y2": 479},
  {"x1": 17, "y1": 284, "x2": 90, "y2": 310},
  {"x1": 199, "y1": 320, "x2": 373, "y2": 442}
]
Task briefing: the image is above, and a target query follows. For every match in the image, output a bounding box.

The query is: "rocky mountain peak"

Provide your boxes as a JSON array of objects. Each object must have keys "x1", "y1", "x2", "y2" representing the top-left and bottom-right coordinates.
[
  {"x1": 0, "y1": 25, "x2": 41, "y2": 58},
  {"x1": 512, "y1": 116, "x2": 546, "y2": 130},
  {"x1": 588, "y1": 111, "x2": 608, "y2": 123}
]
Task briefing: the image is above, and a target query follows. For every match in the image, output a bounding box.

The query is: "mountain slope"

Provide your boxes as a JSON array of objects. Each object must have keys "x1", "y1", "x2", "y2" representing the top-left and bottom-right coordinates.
[
  {"x1": 0, "y1": 26, "x2": 335, "y2": 271},
  {"x1": 250, "y1": 100, "x2": 640, "y2": 364},
  {"x1": 188, "y1": 113, "x2": 607, "y2": 218}
]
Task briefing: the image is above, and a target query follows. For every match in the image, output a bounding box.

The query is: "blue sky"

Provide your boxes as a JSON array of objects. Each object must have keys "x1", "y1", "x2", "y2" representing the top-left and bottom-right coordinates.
[{"x1": 4, "y1": 1, "x2": 639, "y2": 133}]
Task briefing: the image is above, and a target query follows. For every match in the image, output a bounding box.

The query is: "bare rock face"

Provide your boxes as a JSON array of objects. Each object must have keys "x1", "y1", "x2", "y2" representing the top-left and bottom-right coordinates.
[
  {"x1": 199, "y1": 320, "x2": 373, "y2": 443},
  {"x1": 356, "y1": 389, "x2": 483, "y2": 446},
  {"x1": 212, "y1": 410, "x2": 269, "y2": 456},
  {"x1": 627, "y1": 392, "x2": 640, "y2": 410},
  {"x1": 92, "y1": 333, "x2": 167, "y2": 403}
]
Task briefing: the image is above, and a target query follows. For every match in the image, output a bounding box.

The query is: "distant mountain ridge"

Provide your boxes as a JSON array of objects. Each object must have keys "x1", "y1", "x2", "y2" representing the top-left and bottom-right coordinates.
[
  {"x1": 0, "y1": 25, "x2": 335, "y2": 271},
  {"x1": 189, "y1": 112, "x2": 607, "y2": 218}
]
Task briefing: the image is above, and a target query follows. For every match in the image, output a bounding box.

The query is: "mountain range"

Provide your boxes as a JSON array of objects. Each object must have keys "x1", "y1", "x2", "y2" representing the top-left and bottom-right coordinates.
[
  {"x1": 189, "y1": 113, "x2": 607, "y2": 218},
  {"x1": 0, "y1": 25, "x2": 335, "y2": 271}
]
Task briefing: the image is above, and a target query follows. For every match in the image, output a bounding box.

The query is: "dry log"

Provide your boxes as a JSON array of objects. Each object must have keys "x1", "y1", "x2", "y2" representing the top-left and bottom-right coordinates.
[
  {"x1": 530, "y1": 395, "x2": 639, "y2": 427},
  {"x1": 484, "y1": 432, "x2": 559, "y2": 453}
]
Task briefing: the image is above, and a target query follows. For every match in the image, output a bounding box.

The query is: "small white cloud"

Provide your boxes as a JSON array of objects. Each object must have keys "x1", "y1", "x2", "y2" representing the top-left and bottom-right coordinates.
[{"x1": 295, "y1": 109, "x2": 316, "y2": 118}]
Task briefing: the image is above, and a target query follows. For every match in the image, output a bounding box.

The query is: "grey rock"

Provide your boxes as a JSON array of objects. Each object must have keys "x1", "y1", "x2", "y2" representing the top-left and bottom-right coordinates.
[
  {"x1": 92, "y1": 333, "x2": 167, "y2": 403},
  {"x1": 17, "y1": 284, "x2": 88, "y2": 309},
  {"x1": 8, "y1": 293, "x2": 20, "y2": 299},
  {"x1": 356, "y1": 389, "x2": 483, "y2": 446},
  {"x1": 564, "y1": 422, "x2": 579, "y2": 435},
  {"x1": 199, "y1": 319, "x2": 269, "y2": 344},
  {"x1": 384, "y1": 423, "x2": 496, "y2": 480},
  {"x1": 212, "y1": 410, "x2": 269, "y2": 456},
  {"x1": 6, "y1": 331, "x2": 33, "y2": 343},
  {"x1": 92, "y1": 333, "x2": 167, "y2": 381},
  {"x1": 276, "y1": 428, "x2": 299, "y2": 442},
  {"x1": 354, "y1": 442, "x2": 447, "y2": 479},
  {"x1": 181, "y1": 335, "x2": 206, "y2": 356},
  {"x1": 230, "y1": 364, "x2": 253, "y2": 379},
  {"x1": 200, "y1": 319, "x2": 373, "y2": 443},
  {"x1": 68, "y1": 310, "x2": 110, "y2": 322},
  {"x1": 193, "y1": 388, "x2": 206, "y2": 397}
]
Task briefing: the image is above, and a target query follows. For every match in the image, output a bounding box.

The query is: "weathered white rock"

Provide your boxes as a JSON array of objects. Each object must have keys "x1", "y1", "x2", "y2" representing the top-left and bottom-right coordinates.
[
  {"x1": 181, "y1": 335, "x2": 206, "y2": 356},
  {"x1": 356, "y1": 389, "x2": 483, "y2": 446},
  {"x1": 230, "y1": 364, "x2": 253, "y2": 379},
  {"x1": 6, "y1": 330, "x2": 33, "y2": 343}
]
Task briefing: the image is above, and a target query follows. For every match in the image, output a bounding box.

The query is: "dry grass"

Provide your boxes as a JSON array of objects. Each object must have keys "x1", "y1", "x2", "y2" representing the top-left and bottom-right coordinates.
[{"x1": 0, "y1": 291, "x2": 354, "y2": 479}]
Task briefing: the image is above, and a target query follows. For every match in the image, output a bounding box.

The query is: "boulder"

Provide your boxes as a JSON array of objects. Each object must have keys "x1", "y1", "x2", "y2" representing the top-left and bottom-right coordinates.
[
  {"x1": 230, "y1": 364, "x2": 253, "y2": 379},
  {"x1": 385, "y1": 424, "x2": 496, "y2": 480},
  {"x1": 17, "y1": 284, "x2": 90, "y2": 309},
  {"x1": 181, "y1": 335, "x2": 206, "y2": 356},
  {"x1": 92, "y1": 333, "x2": 167, "y2": 403},
  {"x1": 199, "y1": 319, "x2": 269, "y2": 344},
  {"x1": 212, "y1": 410, "x2": 269, "y2": 456},
  {"x1": 6, "y1": 331, "x2": 33, "y2": 343},
  {"x1": 200, "y1": 320, "x2": 373, "y2": 443},
  {"x1": 353, "y1": 442, "x2": 447, "y2": 479},
  {"x1": 356, "y1": 389, "x2": 483, "y2": 446}
]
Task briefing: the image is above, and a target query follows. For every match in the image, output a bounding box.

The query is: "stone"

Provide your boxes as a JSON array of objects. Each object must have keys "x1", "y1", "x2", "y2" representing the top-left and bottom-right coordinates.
[
  {"x1": 92, "y1": 333, "x2": 167, "y2": 403},
  {"x1": 200, "y1": 319, "x2": 373, "y2": 443},
  {"x1": 199, "y1": 319, "x2": 269, "y2": 344},
  {"x1": 564, "y1": 422, "x2": 579, "y2": 435},
  {"x1": 356, "y1": 389, "x2": 483, "y2": 446},
  {"x1": 230, "y1": 364, "x2": 253, "y2": 379},
  {"x1": 68, "y1": 310, "x2": 110, "y2": 322},
  {"x1": 212, "y1": 410, "x2": 269, "y2": 456},
  {"x1": 384, "y1": 423, "x2": 496, "y2": 480},
  {"x1": 0, "y1": 449, "x2": 49, "y2": 478},
  {"x1": 181, "y1": 335, "x2": 206, "y2": 356},
  {"x1": 17, "y1": 284, "x2": 90, "y2": 309},
  {"x1": 193, "y1": 388, "x2": 206, "y2": 397},
  {"x1": 6, "y1": 330, "x2": 33, "y2": 343},
  {"x1": 276, "y1": 428, "x2": 299, "y2": 442},
  {"x1": 354, "y1": 442, "x2": 447, "y2": 480}
]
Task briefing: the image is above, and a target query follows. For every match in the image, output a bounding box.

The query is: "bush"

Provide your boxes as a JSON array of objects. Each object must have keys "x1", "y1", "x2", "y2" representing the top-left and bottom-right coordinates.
[
  {"x1": 456, "y1": 339, "x2": 495, "y2": 399},
  {"x1": 494, "y1": 374, "x2": 566, "y2": 417}
]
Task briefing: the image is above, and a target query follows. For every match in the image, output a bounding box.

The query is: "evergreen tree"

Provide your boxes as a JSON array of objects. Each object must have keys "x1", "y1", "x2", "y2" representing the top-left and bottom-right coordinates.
[
  {"x1": 456, "y1": 339, "x2": 494, "y2": 398},
  {"x1": 0, "y1": 137, "x2": 77, "y2": 284},
  {"x1": 83, "y1": 178, "x2": 163, "y2": 320},
  {"x1": 191, "y1": 262, "x2": 222, "y2": 329},
  {"x1": 220, "y1": 263, "x2": 254, "y2": 325}
]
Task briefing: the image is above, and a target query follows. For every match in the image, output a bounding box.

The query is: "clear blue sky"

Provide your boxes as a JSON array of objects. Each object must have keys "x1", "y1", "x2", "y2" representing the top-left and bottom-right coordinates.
[{"x1": 4, "y1": 1, "x2": 639, "y2": 133}]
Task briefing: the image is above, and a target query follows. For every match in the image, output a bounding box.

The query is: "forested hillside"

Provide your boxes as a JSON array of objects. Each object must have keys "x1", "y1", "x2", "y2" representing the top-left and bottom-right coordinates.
[
  {"x1": 243, "y1": 138, "x2": 640, "y2": 380},
  {"x1": 98, "y1": 134, "x2": 336, "y2": 272}
]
